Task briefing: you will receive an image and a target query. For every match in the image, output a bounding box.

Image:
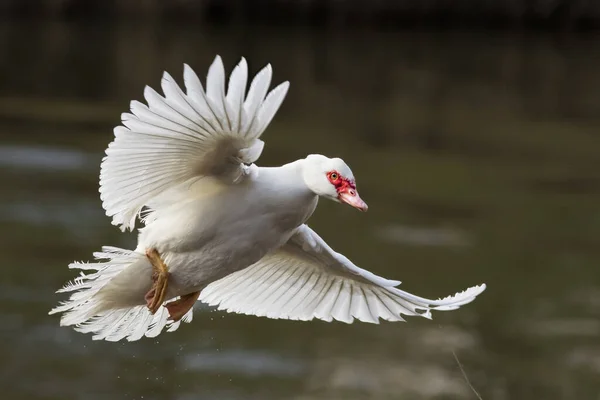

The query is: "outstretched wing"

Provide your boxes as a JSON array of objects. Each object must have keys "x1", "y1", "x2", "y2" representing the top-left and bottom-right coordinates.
[
  {"x1": 199, "y1": 224, "x2": 486, "y2": 323},
  {"x1": 100, "y1": 56, "x2": 290, "y2": 231}
]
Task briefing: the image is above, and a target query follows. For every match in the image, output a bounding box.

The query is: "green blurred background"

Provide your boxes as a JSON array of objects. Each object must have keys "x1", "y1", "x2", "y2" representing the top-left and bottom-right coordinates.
[{"x1": 1, "y1": 1, "x2": 600, "y2": 399}]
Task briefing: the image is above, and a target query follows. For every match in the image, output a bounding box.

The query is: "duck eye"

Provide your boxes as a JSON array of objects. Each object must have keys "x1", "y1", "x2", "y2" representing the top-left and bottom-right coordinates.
[{"x1": 329, "y1": 172, "x2": 338, "y2": 181}]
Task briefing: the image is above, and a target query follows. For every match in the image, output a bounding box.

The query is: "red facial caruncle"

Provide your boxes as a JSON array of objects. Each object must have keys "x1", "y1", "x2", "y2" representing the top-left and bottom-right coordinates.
[
  {"x1": 326, "y1": 170, "x2": 368, "y2": 212},
  {"x1": 327, "y1": 170, "x2": 356, "y2": 193}
]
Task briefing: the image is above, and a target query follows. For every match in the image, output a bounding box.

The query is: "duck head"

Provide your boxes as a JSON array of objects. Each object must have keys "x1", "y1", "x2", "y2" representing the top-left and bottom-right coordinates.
[{"x1": 302, "y1": 154, "x2": 368, "y2": 212}]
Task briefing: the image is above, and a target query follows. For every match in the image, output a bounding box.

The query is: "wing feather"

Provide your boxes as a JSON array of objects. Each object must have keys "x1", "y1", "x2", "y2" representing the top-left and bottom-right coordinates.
[
  {"x1": 160, "y1": 73, "x2": 213, "y2": 136},
  {"x1": 183, "y1": 63, "x2": 222, "y2": 134},
  {"x1": 242, "y1": 64, "x2": 272, "y2": 137},
  {"x1": 253, "y1": 81, "x2": 290, "y2": 138},
  {"x1": 226, "y1": 58, "x2": 248, "y2": 133},
  {"x1": 206, "y1": 55, "x2": 229, "y2": 131},
  {"x1": 199, "y1": 225, "x2": 486, "y2": 324},
  {"x1": 100, "y1": 56, "x2": 289, "y2": 231}
]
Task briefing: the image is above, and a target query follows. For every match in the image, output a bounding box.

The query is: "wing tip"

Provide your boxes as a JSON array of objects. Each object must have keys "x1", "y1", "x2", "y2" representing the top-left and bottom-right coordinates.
[
  {"x1": 209, "y1": 55, "x2": 225, "y2": 75},
  {"x1": 143, "y1": 84, "x2": 161, "y2": 101},
  {"x1": 161, "y1": 70, "x2": 175, "y2": 83},
  {"x1": 432, "y1": 283, "x2": 487, "y2": 309},
  {"x1": 237, "y1": 56, "x2": 248, "y2": 69},
  {"x1": 183, "y1": 62, "x2": 193, "y2": 75},
  {"x1": 274, "y1": 80, "x2": 291, "y2": 97}
]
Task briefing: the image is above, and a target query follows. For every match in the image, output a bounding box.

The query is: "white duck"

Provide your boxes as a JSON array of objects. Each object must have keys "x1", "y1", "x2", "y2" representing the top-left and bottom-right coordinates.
[{"x1": 50, "y1": 56, "x2": 486, "y2": 342}]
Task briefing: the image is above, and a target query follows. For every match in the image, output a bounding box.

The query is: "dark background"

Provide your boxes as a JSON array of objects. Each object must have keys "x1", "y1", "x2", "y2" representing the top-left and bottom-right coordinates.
[
  {"x1": 1, "y1": 1, "x2": 600, "y2": 399},
  {"x1": 4, "y1": 0, "x2": 600, "y2": 30}
]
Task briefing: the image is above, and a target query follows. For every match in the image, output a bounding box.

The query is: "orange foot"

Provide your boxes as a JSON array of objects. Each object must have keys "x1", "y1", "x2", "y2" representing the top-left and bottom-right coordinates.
[
  {"x1": 144, "y1": 248, "x2": 169, "y2": 314},
  {"x1": 166, "y1": 291, "x2": 200, "y2": 321}
]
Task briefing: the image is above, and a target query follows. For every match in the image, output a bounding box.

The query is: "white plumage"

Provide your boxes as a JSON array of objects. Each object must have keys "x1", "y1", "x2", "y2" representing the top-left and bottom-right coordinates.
[{"x1": 50, "y1": 56, "x2": 486, "y2": 342}]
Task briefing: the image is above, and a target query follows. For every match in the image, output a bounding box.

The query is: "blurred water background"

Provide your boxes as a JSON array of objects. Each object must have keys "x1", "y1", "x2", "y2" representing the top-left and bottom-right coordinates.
[{"x1": 1, "y1": 1, "x2": 600, "y2": 399}]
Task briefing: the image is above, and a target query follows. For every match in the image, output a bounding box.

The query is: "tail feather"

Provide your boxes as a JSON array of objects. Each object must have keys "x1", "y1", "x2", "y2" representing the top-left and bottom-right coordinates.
[{"x1": 49, "y1": 246, "x2": 193, "y2": 342}]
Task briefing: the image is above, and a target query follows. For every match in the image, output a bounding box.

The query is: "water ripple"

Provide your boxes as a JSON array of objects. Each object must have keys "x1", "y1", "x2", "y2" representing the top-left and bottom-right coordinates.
[
  {"x1": 180, "y1": 349, "x2": 306, "y2": 377},
  {"x1": 0, "y1": 145, "x2": 95, "y2": 171}
]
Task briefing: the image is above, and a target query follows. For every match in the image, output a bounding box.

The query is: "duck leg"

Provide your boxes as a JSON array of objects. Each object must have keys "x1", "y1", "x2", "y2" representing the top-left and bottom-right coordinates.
[
  {"x1": 166, "y1": 291, "x2": 201, "y2": 321},
  {"x1": 144, "y1": 248, "x2": 170, "y2": 314}
]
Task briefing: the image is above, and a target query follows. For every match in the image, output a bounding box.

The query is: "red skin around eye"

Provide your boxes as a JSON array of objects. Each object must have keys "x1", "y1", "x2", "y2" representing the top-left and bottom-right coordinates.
[{"x1": 327, "y1": 170, "x2": 356, "y2": 194}]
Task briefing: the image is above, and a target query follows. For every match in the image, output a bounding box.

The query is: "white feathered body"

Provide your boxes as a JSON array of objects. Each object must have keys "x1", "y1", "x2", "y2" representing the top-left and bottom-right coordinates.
[{"x1": 102, "y1": 162, "x2": 318, "y2": 307}]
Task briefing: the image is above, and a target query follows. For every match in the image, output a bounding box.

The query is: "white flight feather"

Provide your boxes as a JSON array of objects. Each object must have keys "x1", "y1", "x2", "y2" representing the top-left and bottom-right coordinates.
[
  {"x1": 200, "y1": 225, "x2": 486, "y2": 324},
  {"x1": 99, "y1": 55, "x2": 290, "y2": 231},
  {"x1": 226, "y1": 58, "x2": 248, "y2": 133}
]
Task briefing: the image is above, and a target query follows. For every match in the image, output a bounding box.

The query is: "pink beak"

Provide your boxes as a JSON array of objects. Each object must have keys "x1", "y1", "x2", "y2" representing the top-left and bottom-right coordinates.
[{"x1": 338, "y1": 189, "x2": 368, "y2": 212}]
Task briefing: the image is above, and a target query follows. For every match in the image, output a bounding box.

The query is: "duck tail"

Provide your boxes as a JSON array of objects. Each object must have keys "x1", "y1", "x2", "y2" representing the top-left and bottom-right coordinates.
[{"x1": 49, "y1": 246, "x2": 193, "y2": 342}]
